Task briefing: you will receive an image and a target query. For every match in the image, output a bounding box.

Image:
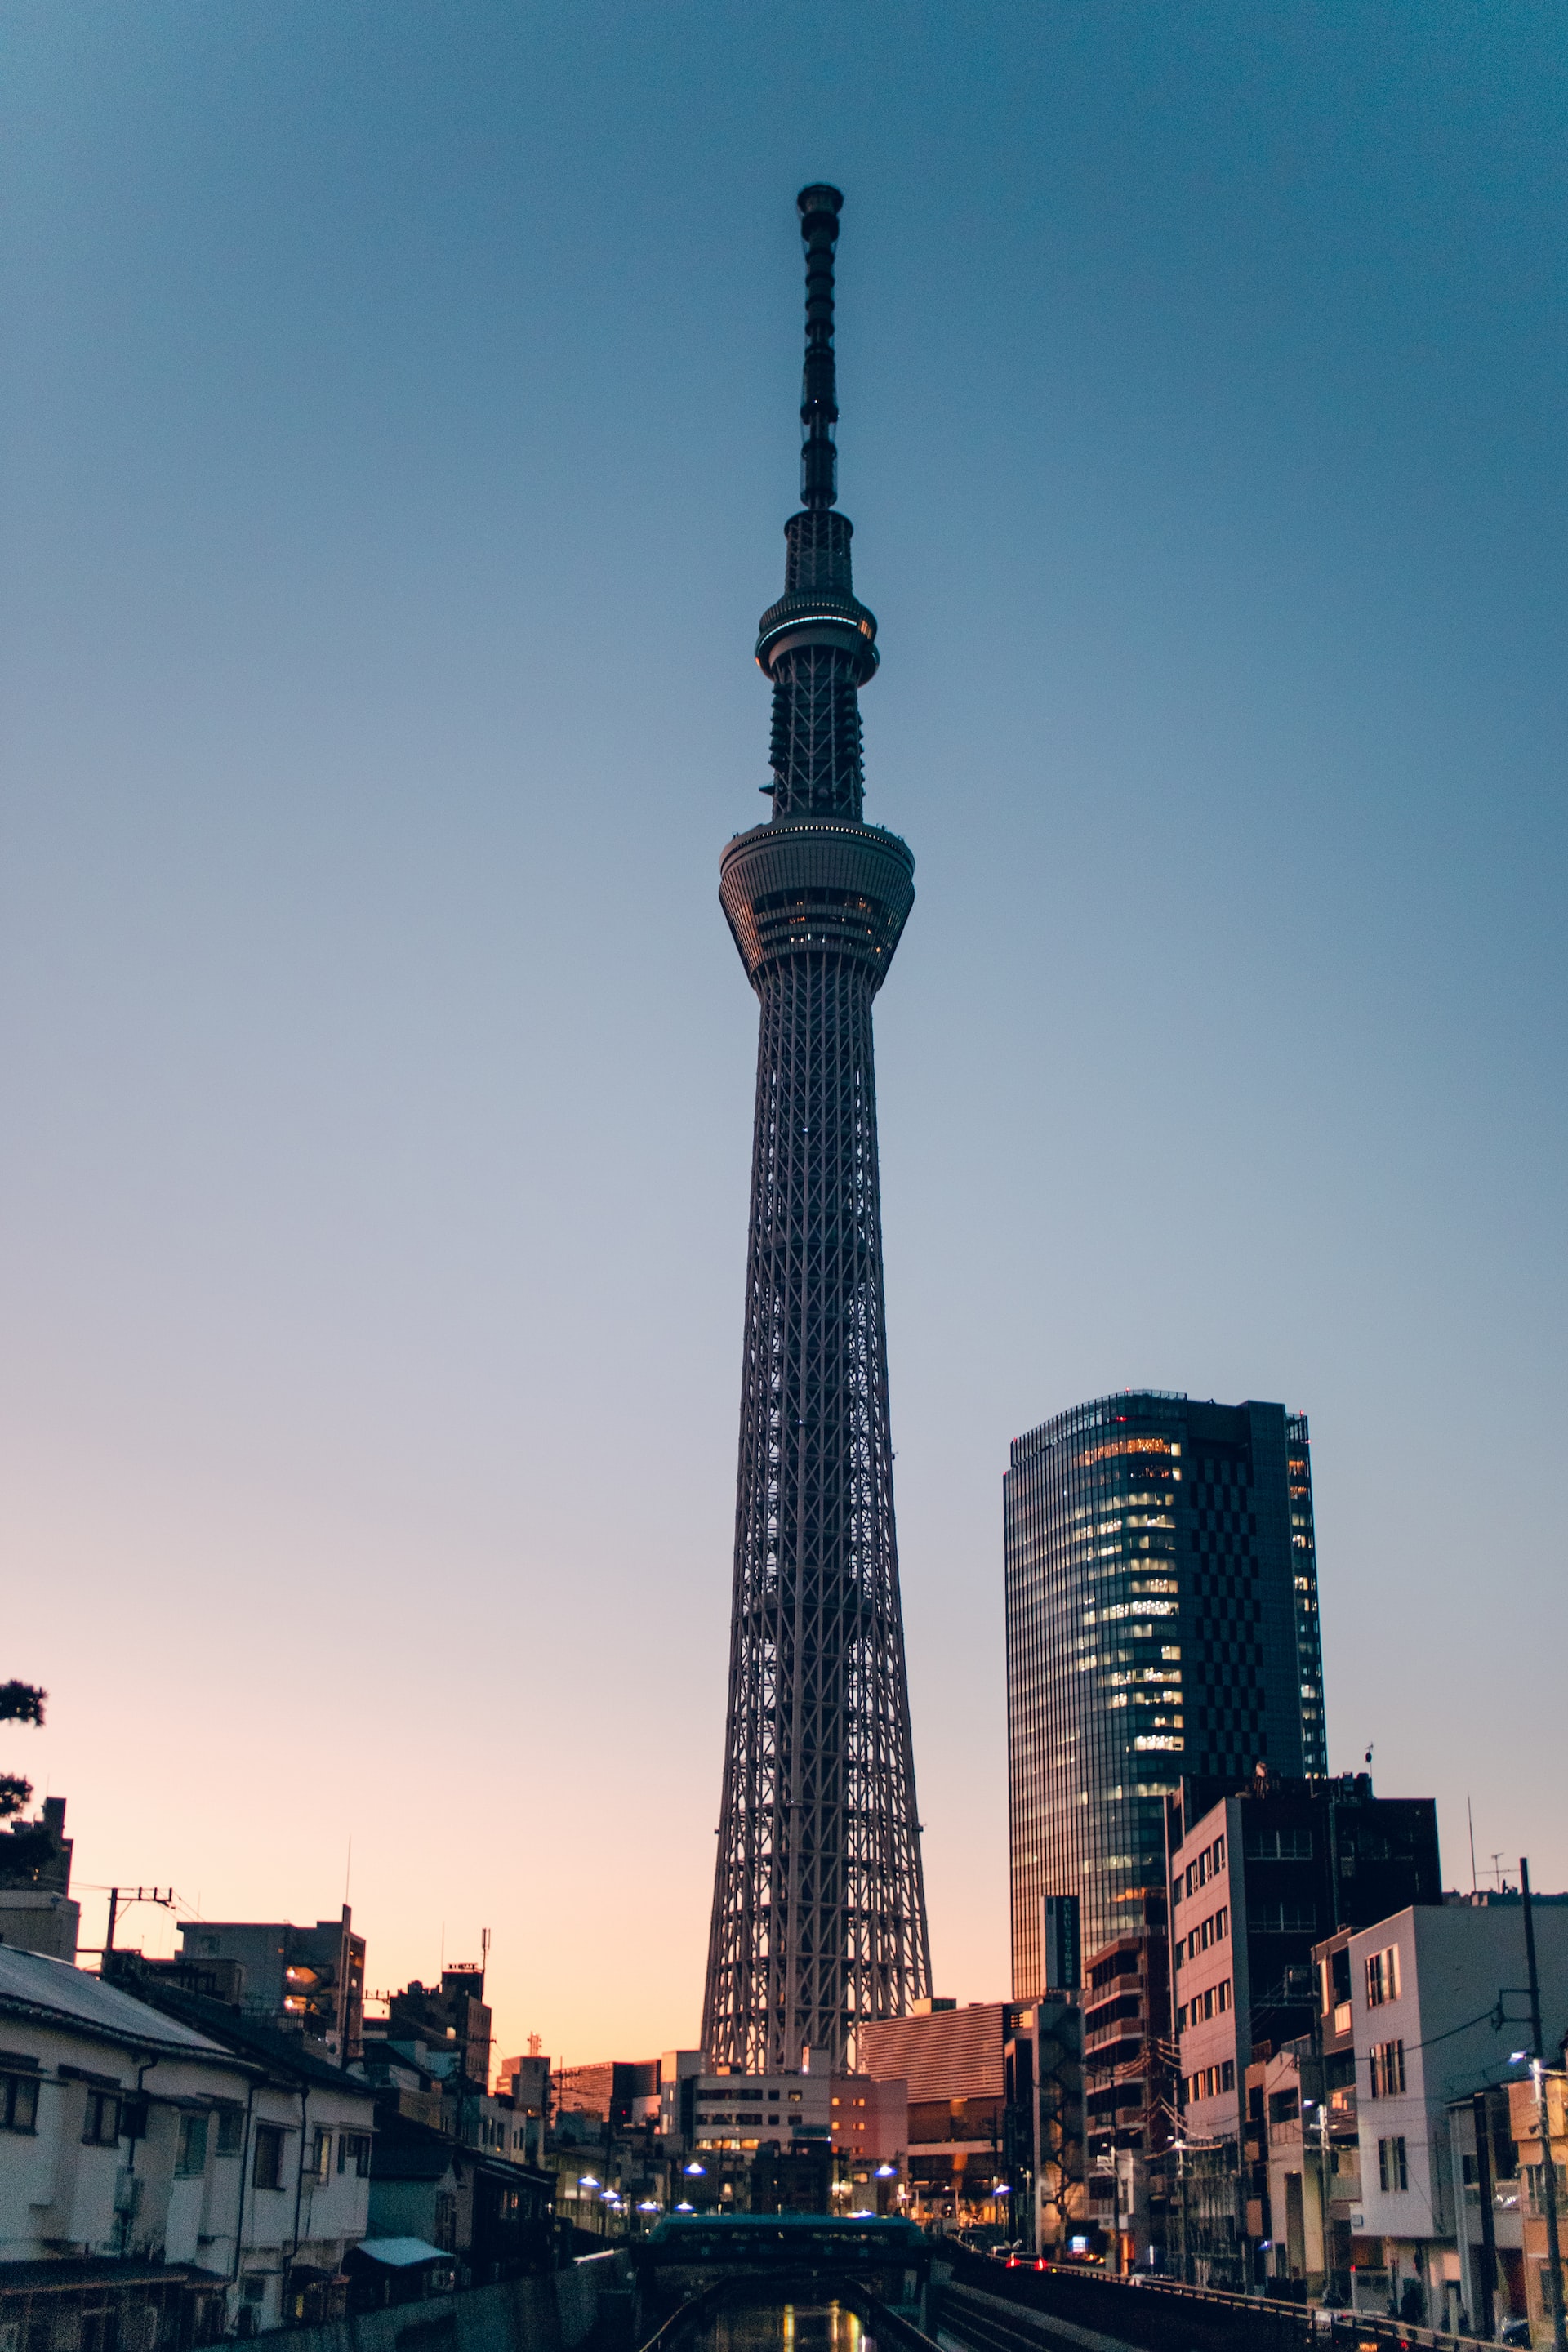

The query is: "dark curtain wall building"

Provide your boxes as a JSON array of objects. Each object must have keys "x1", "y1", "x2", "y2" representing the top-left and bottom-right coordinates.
[{"x1": 1004, "y1": 1392, "x2": 1327, "y2": 1993}]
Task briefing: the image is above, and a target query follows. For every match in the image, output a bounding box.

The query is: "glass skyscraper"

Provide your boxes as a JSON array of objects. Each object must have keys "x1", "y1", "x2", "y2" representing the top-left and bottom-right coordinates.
[{"x1": 1004, "y1": 1391, "x2": 1326, "y2": 1993}]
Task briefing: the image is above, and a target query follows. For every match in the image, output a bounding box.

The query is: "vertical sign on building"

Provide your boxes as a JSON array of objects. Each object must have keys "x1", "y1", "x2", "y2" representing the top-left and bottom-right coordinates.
[{"x1": 1042, "y1": 1895, "x2": 1081, "y2": 1993}]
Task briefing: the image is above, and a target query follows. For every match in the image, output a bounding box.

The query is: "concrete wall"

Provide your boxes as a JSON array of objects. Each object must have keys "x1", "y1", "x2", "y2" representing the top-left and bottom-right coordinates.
[{"x1": 266, "y1": 2257, "x2": 625, "y2": 2352}]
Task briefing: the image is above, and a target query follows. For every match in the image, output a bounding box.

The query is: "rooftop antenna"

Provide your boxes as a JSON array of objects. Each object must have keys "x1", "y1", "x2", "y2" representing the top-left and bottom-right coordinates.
[{"x1": 1468, "y1": 1797, "x2": 1477, "y2": 1896}]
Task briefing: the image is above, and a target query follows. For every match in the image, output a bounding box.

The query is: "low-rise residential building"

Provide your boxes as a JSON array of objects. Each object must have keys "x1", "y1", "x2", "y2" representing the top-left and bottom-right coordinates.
[
  {"x1": 1508, "y1": 2068, "x2": 1568, "y2": 2348},
  {"x1": 367, "y1": 2109, "x2": 552, "y2": 2281},
  {"x1": 0, "y1": 1944, "x2": 376, "y2": 2338},
  {"x1": 1328, "y1": 1902, "x2": 1568, "y2": 2328}
]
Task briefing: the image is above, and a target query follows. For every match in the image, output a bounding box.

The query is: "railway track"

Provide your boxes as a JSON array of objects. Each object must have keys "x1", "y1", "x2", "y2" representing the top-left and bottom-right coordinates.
[{"x1": 934, "y1": 2278, "x2": 1143, "y2": 2352}]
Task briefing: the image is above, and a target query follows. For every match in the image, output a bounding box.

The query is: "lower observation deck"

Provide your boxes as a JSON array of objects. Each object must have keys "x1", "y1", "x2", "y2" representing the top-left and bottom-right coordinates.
[{"x1": 719, "y1": 819, "x2": 915, "y2": 987}]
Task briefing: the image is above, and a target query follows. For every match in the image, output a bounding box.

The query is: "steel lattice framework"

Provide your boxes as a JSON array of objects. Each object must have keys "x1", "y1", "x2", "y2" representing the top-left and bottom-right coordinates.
[{"x1": 702, "y1": 187, "x2": 933, "y2": 2075}]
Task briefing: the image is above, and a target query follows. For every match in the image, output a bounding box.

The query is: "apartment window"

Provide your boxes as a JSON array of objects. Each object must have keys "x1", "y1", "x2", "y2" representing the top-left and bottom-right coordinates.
[
  {"x1": 788, "y1": 2091, "x2": 801, "y2": 2104},
  {"x1": 1365, "y1": 1945, "x2": 1401, "y2": 2007},
  {"x1": 336, "y1": 2132, "x2": 372, "y2": 2178},
  {"x1": 82, "y1": 2089, "x2": 122, "y2": 2146},
  {"x1": 434, "y1": 2190, "x2": 457, "y2": 2252},
  {"x1": 252, "y1": 2125, "x2": 286, "y2": 2190},
  {"x1": 309, "y1": 2127, "x2": 332, "y2": 2182},
  {"x1": 1369, "y1": 2040, "x2": 1406, "y2": 2099},
  {"x1": 175, "y1": 2113, "x2": 210, "y2": 2176},
  {"x1": 216, "y1": 2109, "x2": 244, "y2": 2157},
  {"x1": 0, "y1": 2072, "x2": 39, "y2": 2132},
  {"x1": 1378, "y1": 2136, "x2": 1408, "y2": 2192}
]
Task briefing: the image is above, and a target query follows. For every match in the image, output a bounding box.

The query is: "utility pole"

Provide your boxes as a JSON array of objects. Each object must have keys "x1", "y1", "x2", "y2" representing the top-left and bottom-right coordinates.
[
  {"x1": 1312, "y1": 2096, "x2": 1332, "y2": 2305},
  {"x1": 1472, "y1": 2089, "x2": 1499, "y2": 2341},
  {"x1": 1521, "y1": 1858, "x2": 1566, "y2": 2352}
]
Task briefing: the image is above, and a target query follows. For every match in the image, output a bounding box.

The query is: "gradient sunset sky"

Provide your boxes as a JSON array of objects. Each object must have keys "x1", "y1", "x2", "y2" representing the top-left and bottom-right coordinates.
[{"x1": 3, "y1": 1, "x2": 1565, "y2": 2073}]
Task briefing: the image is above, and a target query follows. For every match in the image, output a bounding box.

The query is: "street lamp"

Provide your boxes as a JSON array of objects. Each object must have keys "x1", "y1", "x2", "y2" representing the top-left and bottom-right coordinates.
[
  {"x1": 684, "y1": 2162, "x2": 706, "y2": 2176},
  {"x1": 676, "y1": 2200, "x2": 694, "y2": 2212}
]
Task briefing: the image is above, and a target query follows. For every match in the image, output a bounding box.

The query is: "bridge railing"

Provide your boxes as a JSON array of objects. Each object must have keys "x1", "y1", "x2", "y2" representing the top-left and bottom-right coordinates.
[{"x1": 945, "y1": 2247, "x2": 1509, "y2": 2352}]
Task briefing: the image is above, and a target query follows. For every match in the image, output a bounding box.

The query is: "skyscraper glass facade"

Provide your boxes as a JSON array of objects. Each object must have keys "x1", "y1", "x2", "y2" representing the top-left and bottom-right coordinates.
[{"x1": 1004, "y1": 1392, "x2": 1326, "y2": 1993}]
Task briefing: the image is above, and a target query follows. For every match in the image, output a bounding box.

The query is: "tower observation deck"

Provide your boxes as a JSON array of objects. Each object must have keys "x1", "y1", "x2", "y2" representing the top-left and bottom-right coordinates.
[{"x1": 702, "y1": 187, "x2": 933, "y2": 2074}]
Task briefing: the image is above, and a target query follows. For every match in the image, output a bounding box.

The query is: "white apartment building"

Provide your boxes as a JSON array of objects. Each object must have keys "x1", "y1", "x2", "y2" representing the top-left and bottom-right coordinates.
[
  {"x1": 0, "y1": 1945, "x2": 376, "y2": 2336},
  {"x1": 1336, "y1": 1901, "x2": 1568, "y2": 2328}
]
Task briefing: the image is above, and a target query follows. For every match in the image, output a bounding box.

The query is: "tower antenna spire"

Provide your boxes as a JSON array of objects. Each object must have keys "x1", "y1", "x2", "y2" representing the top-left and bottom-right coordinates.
[{"x1": 797, "y1": 184, "x2": 843, "y2": 510}]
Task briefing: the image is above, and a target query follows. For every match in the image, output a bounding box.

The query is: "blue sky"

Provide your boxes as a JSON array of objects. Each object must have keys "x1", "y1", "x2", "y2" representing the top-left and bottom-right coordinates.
[{"x1": 2, "y1": 2, "x2": 1564, "y2": 2064}]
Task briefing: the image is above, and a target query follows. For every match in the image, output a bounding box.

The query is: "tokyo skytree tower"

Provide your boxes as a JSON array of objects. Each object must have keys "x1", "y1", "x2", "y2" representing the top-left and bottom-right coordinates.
[{"x1": 702, "y1": 186, "x2": 933, "y2": 2074}]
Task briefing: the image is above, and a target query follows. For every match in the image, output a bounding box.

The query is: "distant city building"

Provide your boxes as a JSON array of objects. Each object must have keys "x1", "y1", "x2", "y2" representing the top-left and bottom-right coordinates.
[
  {"x1": 176, "y1": 1907, "x2": 364, "y2": 2060},
  {"x1": 553, "y1": 2058, "x2": 661, "y2": 2129},
  {"x1": 830, "y1": 2073, "x2": 906, "y2": 2167},
  {"x1": 0, "y1": 1795, "x2": 78, "y2": 1961},
  {"x1": 858, "y1": 1997, "x2": 1082, "y2": 2247},
  {"x1": 662, "y1": 2069, "x2": 831, "y2": 2157},
  {"x1": 385, "y1": 1965, "x2": 491, "y2": 2088},
  {"x1": 498, "y1": 2051, "x2": 550, "y2": 2163},
  {"x1": 1005, "y1": 1391, "x2": 1328, "y2": 1985}
]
